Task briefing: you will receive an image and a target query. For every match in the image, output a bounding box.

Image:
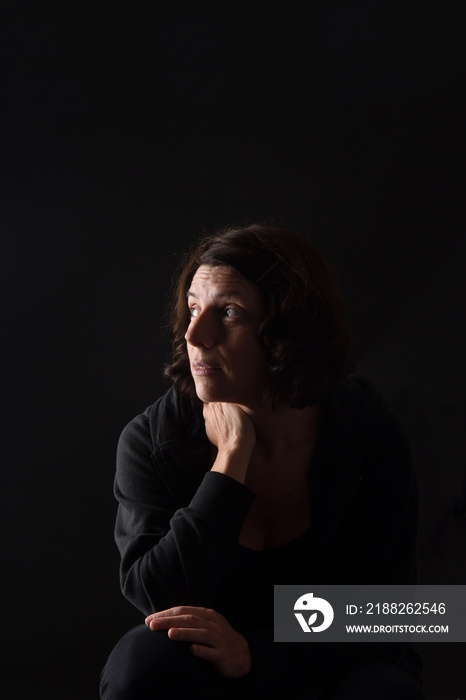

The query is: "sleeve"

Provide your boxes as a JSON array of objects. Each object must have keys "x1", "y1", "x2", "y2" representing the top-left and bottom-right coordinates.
[{"x1": 114, "y1": 410, "x2": 256, "y2": 616}]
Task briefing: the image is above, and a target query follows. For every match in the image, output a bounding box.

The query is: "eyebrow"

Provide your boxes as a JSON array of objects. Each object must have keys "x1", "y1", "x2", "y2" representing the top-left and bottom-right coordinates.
[{"x1": 186, "y1": 289, "x2": 250, "y2": 303}]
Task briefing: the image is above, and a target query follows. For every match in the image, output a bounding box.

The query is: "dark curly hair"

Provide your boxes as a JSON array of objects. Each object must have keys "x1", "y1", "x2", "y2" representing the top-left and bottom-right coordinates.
[{"x1": 164, "y1": 224, "x2": 353, "y2": 408}]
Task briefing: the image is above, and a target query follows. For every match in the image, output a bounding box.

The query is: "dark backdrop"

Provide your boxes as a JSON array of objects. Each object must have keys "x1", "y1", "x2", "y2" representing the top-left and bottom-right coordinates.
[{"x1": 2, "y1": 2, "x2": 465, "y2": 698}]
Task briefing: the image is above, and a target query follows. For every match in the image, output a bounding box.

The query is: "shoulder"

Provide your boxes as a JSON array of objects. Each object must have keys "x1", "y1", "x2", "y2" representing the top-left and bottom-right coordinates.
[
  {"x1": 329, "y1": 374, "x2": 390, "y2": 419},
  {"x1": 115, "y1": 387, "x2": 209, "y2": 505},
  {"x1": 324, "y1": 375, "x2": 411, "y2": 466},
  {"x1": 118, "y1": 385, "x2": 204, "y2": 455}
]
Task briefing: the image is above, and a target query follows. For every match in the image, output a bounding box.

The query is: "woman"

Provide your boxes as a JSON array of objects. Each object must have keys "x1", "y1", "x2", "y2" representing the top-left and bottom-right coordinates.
[{"x1": 101, "y1": 224, "x2": 425, "y2": 699}]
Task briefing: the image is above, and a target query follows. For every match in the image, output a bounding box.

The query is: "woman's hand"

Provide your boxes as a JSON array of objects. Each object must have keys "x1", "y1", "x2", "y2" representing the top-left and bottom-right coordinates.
[
  {"x1": 203, "y1": 402, "x2": 255, "y2": 483},
  {"x1": 203, "y1": 402, "x2": 255, "y2": 453},
  {"x1": 145, "y1": 606, "x2": 252, "y2": 679}
]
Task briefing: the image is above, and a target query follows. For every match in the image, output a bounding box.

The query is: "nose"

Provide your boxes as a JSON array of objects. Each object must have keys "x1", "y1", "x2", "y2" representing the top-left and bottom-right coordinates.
[{"x1": 185, "y1": 311, "x2": 216, "y2": 348}]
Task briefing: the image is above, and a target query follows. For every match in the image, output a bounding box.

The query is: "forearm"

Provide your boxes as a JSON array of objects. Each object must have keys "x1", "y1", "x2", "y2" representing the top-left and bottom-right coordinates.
[{"x1": 117, "y1": 471, "x2": 255, "y2": 615}]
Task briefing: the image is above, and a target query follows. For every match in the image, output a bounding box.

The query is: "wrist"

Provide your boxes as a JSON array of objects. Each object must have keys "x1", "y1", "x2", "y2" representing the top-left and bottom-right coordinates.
[{"x1": 210, "y1": 446, "x2": 252, "y2": 484}]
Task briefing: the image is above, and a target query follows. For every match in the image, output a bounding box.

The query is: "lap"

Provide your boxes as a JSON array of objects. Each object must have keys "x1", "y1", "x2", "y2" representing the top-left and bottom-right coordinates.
[
  {"x1": 100, "y1": 624, "x2": 240, "y2": 699},
  {"x1": 100, "y1": 625, "x2": 425, "y2": 700},
  {"x1": 326, "y1": 659, "x2": 426, "y2": 700}
]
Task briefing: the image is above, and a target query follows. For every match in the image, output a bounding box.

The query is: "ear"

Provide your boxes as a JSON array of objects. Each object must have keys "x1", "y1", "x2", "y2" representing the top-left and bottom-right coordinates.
[{"x1": 260, "y1": 333, "x2": 272, "y2": 351}]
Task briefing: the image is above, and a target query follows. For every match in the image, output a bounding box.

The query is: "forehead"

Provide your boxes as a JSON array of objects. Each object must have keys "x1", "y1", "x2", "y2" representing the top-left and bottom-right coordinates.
[{"x1": 188, "y1": 265, "x2": 261, "y2": 306}]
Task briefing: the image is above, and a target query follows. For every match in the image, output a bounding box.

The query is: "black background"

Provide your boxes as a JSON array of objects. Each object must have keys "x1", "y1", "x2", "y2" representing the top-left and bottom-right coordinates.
[{"x1": 1, "y1": 2, "x2": 465, "y2": 698}]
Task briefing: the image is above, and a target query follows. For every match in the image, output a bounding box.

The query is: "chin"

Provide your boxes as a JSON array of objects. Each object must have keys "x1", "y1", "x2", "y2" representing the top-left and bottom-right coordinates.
[
  {"x1": 193, "y1": 377, "x2": 258, "y2": 406},
  {"x1": 193, "y1": 383, "x2": 221, "y2": 404},
  {"x1": 193, "y1": 382, "x2": 232, "y2": 404},
  {"x1": 195, "y1": 390, "x2": 229, "y2": 404}
]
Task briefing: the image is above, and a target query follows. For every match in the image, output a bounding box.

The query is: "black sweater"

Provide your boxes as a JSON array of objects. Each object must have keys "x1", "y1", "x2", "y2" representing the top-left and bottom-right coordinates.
[{"x1": 113, "y1": 375, "x2": 421, "y2": 683}]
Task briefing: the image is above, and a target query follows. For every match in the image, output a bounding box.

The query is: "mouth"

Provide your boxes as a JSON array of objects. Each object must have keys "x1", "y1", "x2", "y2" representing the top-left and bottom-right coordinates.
[{"x1": 191, "y1": 362, "x2": 221, "y2": 376}]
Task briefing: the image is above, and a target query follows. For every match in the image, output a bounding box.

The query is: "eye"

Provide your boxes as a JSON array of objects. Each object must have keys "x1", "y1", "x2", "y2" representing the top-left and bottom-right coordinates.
[
  {"x1": 189, "y1": 306, "x2": 200, "y2": 318},
  {"x1": 225, "y1": 307, "x2": 239, "y2": 318}
]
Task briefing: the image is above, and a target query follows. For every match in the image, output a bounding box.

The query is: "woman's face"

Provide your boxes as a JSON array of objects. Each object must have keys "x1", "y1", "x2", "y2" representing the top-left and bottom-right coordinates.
[{"x1": 185, "y1": 264, "x2": 270, "y2": 408}]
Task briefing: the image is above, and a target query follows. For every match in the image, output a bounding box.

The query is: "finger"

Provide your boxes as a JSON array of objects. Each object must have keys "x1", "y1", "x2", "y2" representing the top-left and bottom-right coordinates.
[
  {"x1": 191, "y1": 643, "x2": 222, "y2": 663},
  {"x1": 167, "y1": 627, "x2": 216, "y2": 646},
  {"x1": 146, "y1": 606, "x2": 212, "y2": 624},
  {"x1": 149, "y1": 614, "x2": 218, "y2": 632}
]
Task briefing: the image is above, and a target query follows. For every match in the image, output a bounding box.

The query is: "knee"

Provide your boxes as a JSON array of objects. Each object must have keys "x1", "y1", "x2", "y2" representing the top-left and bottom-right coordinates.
[
  {"x1": 100, "y1": 624, "x2": 193, "y2": 699},
  {"x1": 100, "y1": 624, "x2": 238, "y2": 700}
]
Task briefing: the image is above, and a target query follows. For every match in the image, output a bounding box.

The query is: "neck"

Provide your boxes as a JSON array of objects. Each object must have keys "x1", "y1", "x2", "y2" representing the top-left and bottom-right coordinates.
[{"x1": 240, "y1": 400, "x2": 321, "y2": 454}]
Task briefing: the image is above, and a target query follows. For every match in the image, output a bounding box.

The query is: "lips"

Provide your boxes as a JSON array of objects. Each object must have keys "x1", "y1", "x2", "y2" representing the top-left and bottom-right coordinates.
[{"x1": 191, "y1": 361, "x2": 221, "y2": 376}]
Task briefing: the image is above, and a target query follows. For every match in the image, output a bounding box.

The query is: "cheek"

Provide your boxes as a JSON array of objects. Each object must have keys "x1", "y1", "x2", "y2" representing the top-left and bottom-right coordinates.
[{"x1": 238, "y1": 341, "x2": 269, "y2": 375}]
